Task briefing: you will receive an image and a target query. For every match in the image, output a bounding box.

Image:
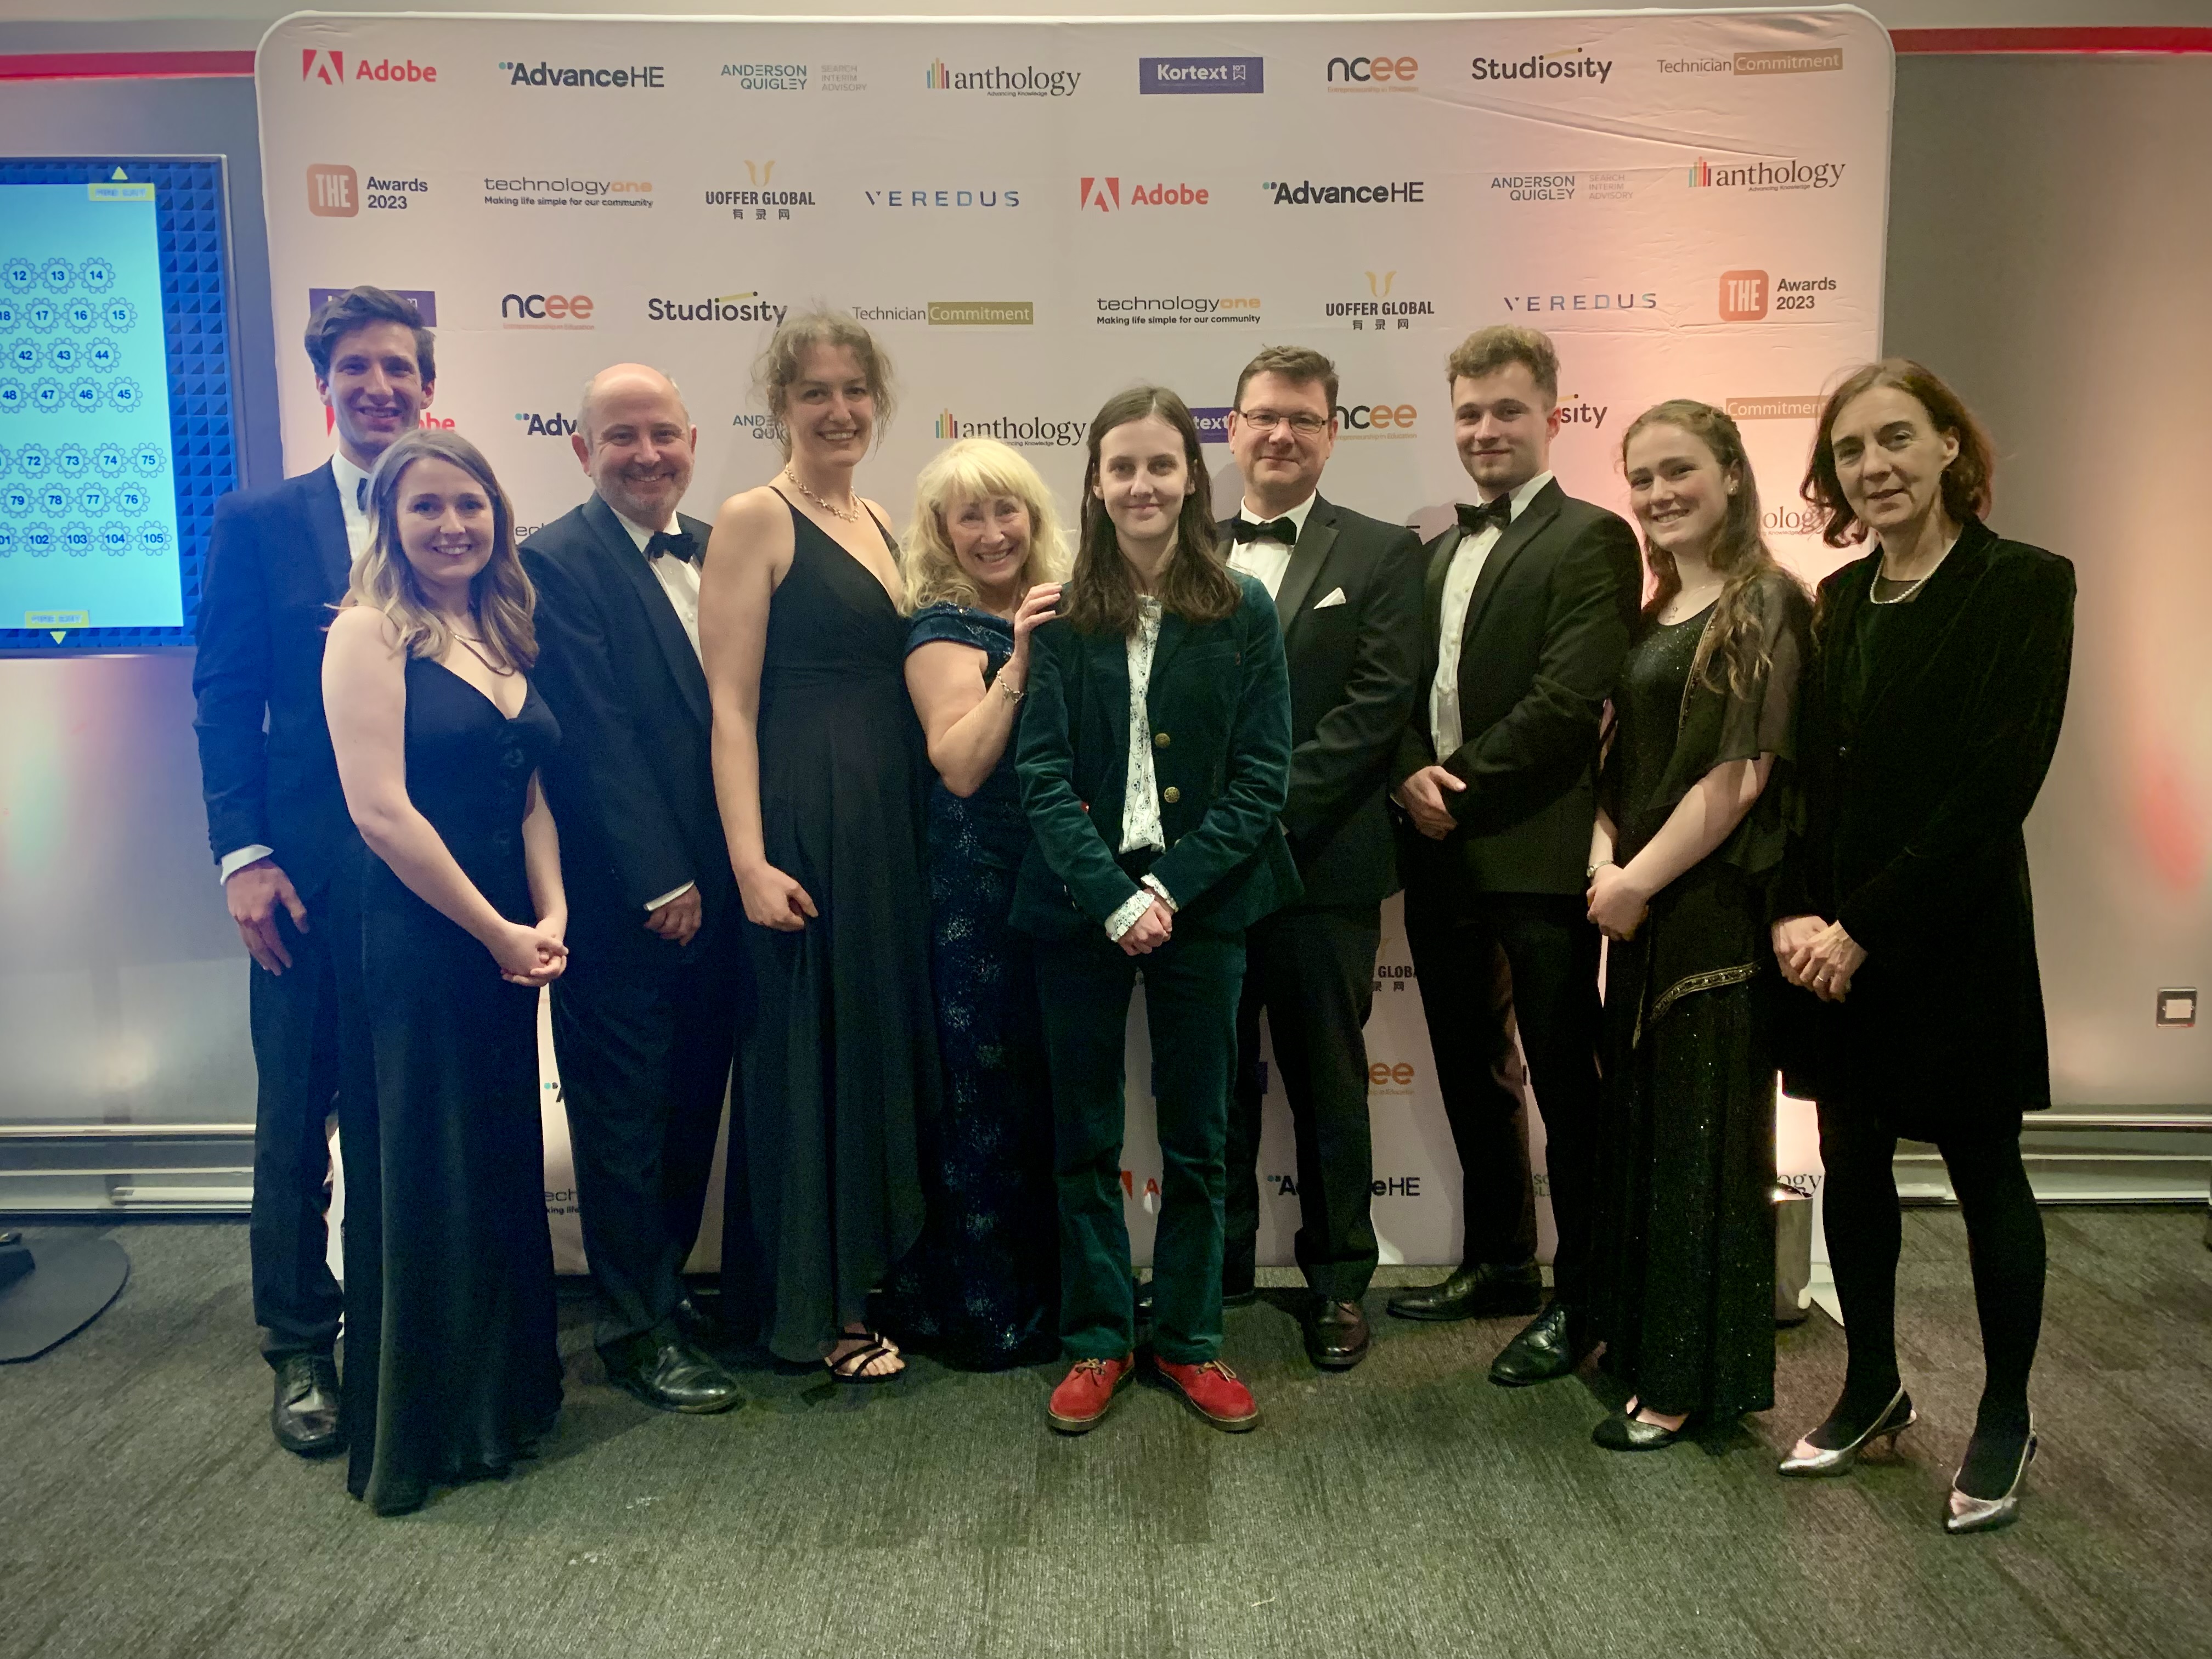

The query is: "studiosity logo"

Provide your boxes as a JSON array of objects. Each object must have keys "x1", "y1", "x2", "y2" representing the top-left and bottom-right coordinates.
[
  {"x1": 500, "y1": 58, "x2": 664, "y2": 89},
  {"x1": 1471, "y1": 46, "x2": 1612, "y2": 84},
  {"x1": 647, "y1": 290, "x2": 787, "y2": 324},
  {"x1": 933, "y1": 409, "x2": 1088, "y2": 447},
  {"x1": 925, "y1": 59, "x2": 1080, "y2": 97}
]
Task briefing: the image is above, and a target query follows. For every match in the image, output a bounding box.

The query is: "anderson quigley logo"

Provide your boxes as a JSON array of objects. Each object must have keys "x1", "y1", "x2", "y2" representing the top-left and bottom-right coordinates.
[
  {"x1": 1139, "y1": 56, "x2": 1262, "y2": 94},
  {"x1": 1688, "y1": 156, "x2": 1847, "y2": 191},
  {"x1": 647, "y1": 289, "x2": 787, "y2": 324},
  {"x1": 925, "y1": 58, "x2": 1080, "y2": 97},
  {"x1": 499, "y1": 58, "x2": 665, "y2": 89},
  {"x1": 933, "y1": 408, "x2": 1088, "y2": 448},
  {"x1": 1471, "y1": 46, "x2": 1612, "y2": 84},
  {"x1": 721, "y1": 61, "x2": 806, "y2": 91}
]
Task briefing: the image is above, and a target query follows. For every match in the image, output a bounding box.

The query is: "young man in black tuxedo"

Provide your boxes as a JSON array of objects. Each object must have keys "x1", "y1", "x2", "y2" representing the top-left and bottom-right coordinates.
[
  {"x1": 1218, "y1": 346, "x2": 1424, "y2": 1370},
  {"x1": 193, "y1": 286, "x2": 436, "y2": 1455},
  {"x1": 518, "y1": 365, "x2": 743, "y2": 1414},
  {"x1": 1386, "y1": 326, "x2": 1641, "y2": 1387}
]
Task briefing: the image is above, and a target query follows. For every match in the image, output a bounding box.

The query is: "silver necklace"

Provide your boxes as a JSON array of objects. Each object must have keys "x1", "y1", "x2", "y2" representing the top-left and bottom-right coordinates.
[
  {"x1": 1869, "y1": 532, "x2": 1959, "y2": 606},
  {"x1": 783, "y1": 465, "x2": 862, "y2": 523}
]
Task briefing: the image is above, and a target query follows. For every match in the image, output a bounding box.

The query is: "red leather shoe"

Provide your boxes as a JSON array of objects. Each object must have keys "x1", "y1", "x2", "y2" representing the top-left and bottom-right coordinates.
[
  {"x1": 1047, "y1": 1354, "x2": 1135, "y2": 1434},
  {"x1": 1152, "y1": 1356, "x2": 1261, "y2": 1432}
]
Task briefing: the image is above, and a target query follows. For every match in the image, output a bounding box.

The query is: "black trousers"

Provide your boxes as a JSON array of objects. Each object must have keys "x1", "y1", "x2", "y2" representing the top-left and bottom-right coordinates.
[
  {"x1": 249, "y1": 858, "x2": 371, "y2": 1368},
  {"x1": 1403, "y1": 891, "x2": 1602, "y2": 1304},
  {"x1": 551, "y1": 927, "x2": 742, "y2": 1348},
  {"x1": 1226, "y1": 905, "x2": 1382, "y2": 1301}
]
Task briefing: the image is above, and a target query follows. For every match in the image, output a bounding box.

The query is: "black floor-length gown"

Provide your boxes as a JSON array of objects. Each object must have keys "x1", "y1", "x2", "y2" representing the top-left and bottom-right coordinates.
[
  {"x1": 723, "y1": 496, "x2": 936, "y2": 1363},
  {"x1": 874, "y1": 604, "x2": 1058, "y2": 1369},
  {"x1": 343, "y1": 656, "x2": 563, "y2": 1514},
  {"x1": 1592, "y1": 602, "x2": 1787, "y2": 1424}
]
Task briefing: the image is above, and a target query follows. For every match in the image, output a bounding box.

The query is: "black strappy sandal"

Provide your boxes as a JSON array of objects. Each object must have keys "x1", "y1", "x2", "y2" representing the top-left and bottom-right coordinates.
[{"x1": 826, "y1": 1331, "x2": 904, "y2": 1385}]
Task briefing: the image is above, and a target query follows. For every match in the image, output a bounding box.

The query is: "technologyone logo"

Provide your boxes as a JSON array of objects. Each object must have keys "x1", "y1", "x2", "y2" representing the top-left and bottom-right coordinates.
[
  {"x1": 646, "y1": 290, "x2": 787, "y2": 324},
  {"x1": 301, "y1": 49, "x2": 438, "y2": 84},
  {"x1": 1471, "y1": 46, "x2": 1613, "y2": 84},
  {"x1": 1094, "y1": 293, "x2": 1261, "y2": 326},
  {"x1": 1080, "y1": 177, "x2": 1211, "y2": 212},
  {"x1": 925, "y1": 59, "x2": 1081, "y2": 97},
  {"x1": 499, "y1": 59, "x2": 665, "y2": 89},
  {"x1": 933, "y1": 409, "x2": 1088, "y2": 447}
]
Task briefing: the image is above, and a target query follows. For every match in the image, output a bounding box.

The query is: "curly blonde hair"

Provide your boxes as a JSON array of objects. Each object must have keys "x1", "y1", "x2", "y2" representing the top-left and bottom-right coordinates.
[
  {"x1": 345, "y1": 428, "x2": 535, "y2": 668},
  {"x1": 902, "y1": 438, "x2": 1070, "y2": 613}
]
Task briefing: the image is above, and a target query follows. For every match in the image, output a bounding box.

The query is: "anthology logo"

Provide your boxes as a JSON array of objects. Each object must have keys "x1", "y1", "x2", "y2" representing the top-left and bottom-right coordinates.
[
  {"x1": 1080, "y1": 177, "x2": 1211, "y2": 212},
  {"x1": 1140, "y1": 56, "x2": 1262, "y2": 94},
  {"x1": 501, "y1": 291, "x2": 594, "y2": 328},
  {"x1": 1334, "y1": 397, "x2": 1418, "y2": 439},
  {"x1": 647, "y1": 290, "x2": 786, "y2": 324},
  {"x1": 1503, "y1": 287, "x2": 1656, "y2": 316},
  {"x1": 1324, "y1": 270, "x2": 1436, "y2": 331},
  {"x1": 864, "y1": 184, "x2": 1020, "y2": 208},
  {"x1": 302, "y1": 49, "x2": 437, "y2": 85},
  {"x1": 513, "y1": 409, "x2": 579, "y2": 437},
  {"x1": 707, "y1": 161, "x2": 818, "y2": 221},
  {"x1": 1762, "y1": 503, "x2": 1825, "y2": 536},
  {"x1": 925, "y1": 59, "x2": 1080, "y2": 97},
  {"x1": 933, "y1": 409, "x2": 1089, "y2": 448},
  {"x1": 1326, "y1": 52, "x2": 1418, "y2": 91},
  {"x1": 1094, "y1": 292, "x2": 1261, "y2": 327},
  {"x1": 1688, "y1": 157, "x2": 1847, "y2": 191},
  {"x1": 499, "y1": 59, "x2": 665, "y2": 90},
  {"x1": 1471, "y1": 46, "x2": 1612, "y2": 84},
  {"x1": 721, "y1": 61, "x2": 806, "y2": 91}
]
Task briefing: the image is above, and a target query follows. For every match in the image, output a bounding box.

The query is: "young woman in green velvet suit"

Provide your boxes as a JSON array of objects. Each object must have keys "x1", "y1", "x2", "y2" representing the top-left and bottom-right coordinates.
[{"x1": 1013, "y1": 386, "x2": 1299, "y2": 1436}]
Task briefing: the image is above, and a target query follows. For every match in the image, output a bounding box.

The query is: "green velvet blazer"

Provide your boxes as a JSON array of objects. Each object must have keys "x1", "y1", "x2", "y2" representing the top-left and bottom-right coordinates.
[{"x1": 1012, "y1": 572, "x2": 1302, "y2": 939}]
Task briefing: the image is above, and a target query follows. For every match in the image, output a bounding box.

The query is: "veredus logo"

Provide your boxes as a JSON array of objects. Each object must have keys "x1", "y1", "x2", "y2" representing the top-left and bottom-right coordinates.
[
  {"x1": 925, "y1": 59, "x2": 1080, "y2": 97},
  {"x1": 1663, "y1": 48, "x2": 1845, "y2": 75},
  {"x1": 482, "y1": 175, "x2": 653, "y2": 210},
  {"x1": 933, "y1": 409, "x2": 1088, "y2": 448},
  {"x1": 707, "y1": 161, "x2": 817, "y2": 222},
  {"x1": 513, "y1": 409, "x2": 579, "y2": 437},
  {"x1": 1263, "y1": 178, "x2": 1423, "y2": 207},
  {"x1": 1141, "y1": 56, "x2": 1262, "y2": 94},
  {"x1": 1688, "y1": 157, "x2": 1847, "y2": 191},
  {"x1": 1726, "y1": 396, "x2": 1824, "y2": 421},
  {"x1": 864, "y1": 185, "x2": 1020, "y2": 208},
  {"x1": 302, "y1": 50, "x2": 437, "y2": 86},
  {"x1": 1334, "y1": 398, "x2": 1417, "y2": 439},
  {"x1": 1080, "y1": 177, "x2": 1210, "y2": 212},
  {"x1": 308, "y1": 287, "x2": 436, "y2": 326},
  {"x1": 1503, "y1": 287, "x2": 1656, "y2": 316},
  {"x1": 501, "y1": 291, "x2": 594, "y2": 328},
  {"x1": 1471, "y1": 46, "x2": 1612, "y2": 84},
  {"x1": 1094, "y1": 293, "x2": 1260, "y2": 327},
  {"x1": 647, "y1": 290, "x2": 786, "y2": 324},
  {"x1": 1326, "y1": 52, "x2": 1417, "y2": 91},
  {"x1": 1324, "y1": 270, "x2": 1436, "y2": 332},
  {"x1": 721, "y1": 61, "x2": 806, "y2": 91},
  {"x1": 499, "y1": 59, "x2": 665, "y2": 90},
  {"x1": 308, "y1": 166, "x2": 427, "y2": 217}
]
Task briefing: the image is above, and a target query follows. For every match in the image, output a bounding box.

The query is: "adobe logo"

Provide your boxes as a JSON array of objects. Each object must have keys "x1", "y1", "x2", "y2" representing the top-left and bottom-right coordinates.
[
  {"x1": 1719, "y1": 269, "x2": 1768, "y2": 321},
  {"x1": 307, "y1": 164, "x2": 358, "y2": 217},
  {"x1": 1080, "y1": 176, "x2": 1120, "y2": 213},
  {"x1": 302, "y1": 49, "x2": 345, "y2": 85},
  {"x1": 1079, "y1": 175, "x2": 1210, "y2": 212}
]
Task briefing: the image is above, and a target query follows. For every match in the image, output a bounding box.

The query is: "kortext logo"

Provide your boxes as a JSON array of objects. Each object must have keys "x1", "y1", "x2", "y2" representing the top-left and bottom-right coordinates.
[
  {"x1": 1141, "y1": 56, "x2": 1262, "y2": 94},
  {"x1": 925, "y1": 59, "x2": 1080, "y2": 97},
  {"x1": 863, "y1": 185, "x2": 1020, "y2": 208},
  {"x1": 307, "y1": 164, "x2": 358, "y2": 217},
  {"x1": 1094, "y1": 293, "x2": 1260, "y2": 326},
  {"x1": 1326, "y1": 53, "x2": 1417, "y2": 91},
  {"x1": 647, "y1": 290, "x2": 786, "y2": 324},
  {"x1": 1263, "y1": 178, "x2": 1422, "y2": 206},
  {"x1": 499, "y1": 59, "x2": 664, "y2": 90},
  {"x1": 1191, "y1": 407, "x2": 1233, "y2": 443},
  {"x1": 501, "y1": 292, "x2": 594, "y2": 328},
  {"x1": 1472, "y1": 46, "x2": 1612, "y2": 84},
  {"x1": 1081, "y1": 177, "x2": 1210, "y2": 212},
  {"x1": 933, "y1": 409, "x2": 1089, "y2": 447},
  {"x1": 721, "y1": 61, "x2": 806, "y2": 91},
  {"x1": 1688, "y1": 157, "x2": 1847, "y2": 191}
]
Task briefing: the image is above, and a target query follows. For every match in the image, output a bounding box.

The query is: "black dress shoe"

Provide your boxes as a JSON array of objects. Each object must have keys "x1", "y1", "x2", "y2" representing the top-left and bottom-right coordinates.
[
  {"x1": 1488, "y1": 1301, "x2": 1590, "y2": 1387},
  {"x1": 601, "y1": 1335, "x2": 743, "y2": 1414},
  {"x1": 272, "y1": 1354, "x2": 346, "y2": 1457},
  {"x1": 1303, "y1": 1299, "x2": 1372, "y2": 1370},
  {"x1": 673, "y1": 1294, "x2": 728, "y2": 1349},
  {"x1": 1385, "y1": 1261, "x2": 1544, "y2": 1323},
  {"x1": 1222, "y1": 1274, "x2": 1259, "y2": 1309},
  {"x1": 1593, "y1": 1410, "x2": 1686, "y2": 1451}
]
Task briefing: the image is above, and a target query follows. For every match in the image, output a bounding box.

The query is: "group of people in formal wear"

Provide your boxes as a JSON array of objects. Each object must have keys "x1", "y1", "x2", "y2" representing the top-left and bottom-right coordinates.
[{"x1": 193, "y1": 285, "x2": 2073, "y2": 1535}]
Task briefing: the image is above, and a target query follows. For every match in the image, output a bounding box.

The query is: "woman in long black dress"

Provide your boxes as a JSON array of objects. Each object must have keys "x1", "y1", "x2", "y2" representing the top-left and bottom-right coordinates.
[
  {"x1": 322, "y1": 428, "x2": 567, "y2": 1514},
  {"x1": 1584, "y1": 401, "x2": 1809, "y2": 1452},
  {"x1": 1773, "y1": 361, "x2": 2073, "y2": 1534},
  {"x1": 874, "y1": 438, "x2": 1069, "y2": 1369},
  {"x1": 700, "y1": 313, "x2": 936, "y2": 1381}
]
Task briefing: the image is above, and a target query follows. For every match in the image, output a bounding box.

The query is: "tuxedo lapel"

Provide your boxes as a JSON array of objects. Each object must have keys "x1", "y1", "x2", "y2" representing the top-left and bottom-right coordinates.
[
  {"x1": 1148, "y1": 605, "x2": 1189, "y2": 699},
  {"x1": 1457, "y1": 481, "x2": 1562, "y2": 676},
  {"x1": 585, "y1": 494, "x2": 711, "y2": 730},
  {"x1": 1273, "y1": 500, "x2": 1338, "y2": 637},
  {"x1": 306, "y1": 462, "x2": 351, "y2": 599}
]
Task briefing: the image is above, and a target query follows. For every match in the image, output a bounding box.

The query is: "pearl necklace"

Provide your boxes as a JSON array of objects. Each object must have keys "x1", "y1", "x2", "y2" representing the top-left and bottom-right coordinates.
[{"x1": 783, "y1": 465, "x2": 862, "y2": 523}]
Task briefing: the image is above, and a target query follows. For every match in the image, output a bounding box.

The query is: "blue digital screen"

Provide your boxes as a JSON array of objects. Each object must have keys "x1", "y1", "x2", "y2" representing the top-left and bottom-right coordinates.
[{"x1": 0, "y1": 158, "x2": 237, "y2": 652}]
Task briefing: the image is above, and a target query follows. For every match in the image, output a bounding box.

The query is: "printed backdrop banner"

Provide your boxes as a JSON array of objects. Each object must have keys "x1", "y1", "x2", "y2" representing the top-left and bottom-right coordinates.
[{"x1": 261, "y1": 9, "x2": 1889, "y2": 1272}]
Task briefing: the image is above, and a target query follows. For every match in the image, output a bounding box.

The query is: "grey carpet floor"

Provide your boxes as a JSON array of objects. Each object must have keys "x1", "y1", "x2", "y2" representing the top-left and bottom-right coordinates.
[{"x1": 1, "y1": 1208, "x2": 2208, "y2": 1659}]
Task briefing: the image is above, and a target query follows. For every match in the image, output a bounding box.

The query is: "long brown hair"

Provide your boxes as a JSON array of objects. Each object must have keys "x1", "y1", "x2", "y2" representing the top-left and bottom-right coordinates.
[
  {"x1": 346, "y1": 428, "x2": 535, "y2": 668},
  {"x1": 1065, "y1": 386, "x2": 1238, "y2": 636},
  {"x1": 1621, "y1": 400, "x2": 1801, "y2": 698},
  {"x1": 1802, "y1": 358, "x2": 1995, "y2": 548}
]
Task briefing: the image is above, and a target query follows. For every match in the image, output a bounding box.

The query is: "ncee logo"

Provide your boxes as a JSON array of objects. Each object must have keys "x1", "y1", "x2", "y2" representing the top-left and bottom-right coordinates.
[{"x1": 302, "y1": 49, "x2": 438, "y2": 86}]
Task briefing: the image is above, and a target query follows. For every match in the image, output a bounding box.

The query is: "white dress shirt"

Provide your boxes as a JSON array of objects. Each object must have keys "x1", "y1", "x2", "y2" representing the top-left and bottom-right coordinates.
[
  {"x1": 611, "y1": 504, "x2": 704, "y2": 912},
  {"x1": 218, "y1": 452, "x2": 379, "y2": 884},
  {"x1": 1429, "y1": 470, "x2": 1553, "y2": 759},
  {"x1": 1104, "y1": 596, "x2": 1180, "y2": 942},
  {"x1": 1224, "y1": 491, "x2": 1317, "y2": 601}
]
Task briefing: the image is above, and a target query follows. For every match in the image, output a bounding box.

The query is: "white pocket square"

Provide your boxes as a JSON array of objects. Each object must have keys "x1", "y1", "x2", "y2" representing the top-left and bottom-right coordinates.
[{"x1": 1312, "y1": 587, "x2": 1348, "y2": 610}]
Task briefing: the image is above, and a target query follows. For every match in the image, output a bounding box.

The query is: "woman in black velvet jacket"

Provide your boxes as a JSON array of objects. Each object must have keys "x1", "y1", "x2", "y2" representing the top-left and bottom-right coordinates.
[{"x1": 1771, "y1": 360, "x2": 2074, "y2": 1536}]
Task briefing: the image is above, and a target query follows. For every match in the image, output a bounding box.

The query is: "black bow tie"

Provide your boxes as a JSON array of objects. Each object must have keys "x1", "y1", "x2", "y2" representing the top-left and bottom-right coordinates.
[
  {"x1": 354, "y1": 477, "x2": 368, "y2": 510},
  {"x1": 1456, "y1": 497, "x2": 1514, "y2": 537},
  {"x1": 1232, "y1": 515, "x2": 1298, "y2": 545},
  {"x1": 646, "y1": 528, "x2": 700, "y2": 566}
]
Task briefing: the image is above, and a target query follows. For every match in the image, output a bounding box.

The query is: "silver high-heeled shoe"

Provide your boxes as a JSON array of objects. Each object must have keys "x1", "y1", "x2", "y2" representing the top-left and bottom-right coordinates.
[
  {"x1": 1778, "y1": 1385, "x2": 1917, "y2": 1477},
  {"x1": 1944, "y1": 1426, "x2": 2036, "y2": 1534}
]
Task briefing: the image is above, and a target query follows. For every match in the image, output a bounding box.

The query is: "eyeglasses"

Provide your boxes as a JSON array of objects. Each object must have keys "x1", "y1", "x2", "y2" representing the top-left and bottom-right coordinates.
[{"x1": 1234, "y1": 409, "x2": 1331, "y2": 436}]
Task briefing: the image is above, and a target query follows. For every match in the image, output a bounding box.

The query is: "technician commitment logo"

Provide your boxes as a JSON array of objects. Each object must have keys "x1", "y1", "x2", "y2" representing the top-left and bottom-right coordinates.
[
  {"x1": 1139, "y1": 56, "x2": 1262, "y2": 94},
  {"x1": 1661, "y1": 49, "x2": 1844, "y2": 75}
]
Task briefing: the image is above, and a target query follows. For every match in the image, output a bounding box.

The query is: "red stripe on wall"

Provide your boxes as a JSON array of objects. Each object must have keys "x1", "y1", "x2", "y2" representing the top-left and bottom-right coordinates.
[
  {"x1": 1892, "y1": 27, "x2": 2212, "y2": 54},
  {"x1": 0, "y1": 51, "x2": 256, "y2": 81}
]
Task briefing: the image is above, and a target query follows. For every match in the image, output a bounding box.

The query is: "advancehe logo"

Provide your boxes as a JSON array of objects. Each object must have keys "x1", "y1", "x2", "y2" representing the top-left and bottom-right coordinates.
[
  {"x1": 302, "y1": 49, "x2": 437, "y2": 84},
  {"x1": 934, "y1": 409, "x2": 1088, "y2": 447},
  {"x1": 925, "y1": 59, "x2": 1081, "y2": 97},
  {"x1": 1080, "y1": 177, "x2": 1210, "y2": 212},
  {"x1": 1139, "y1": 56, "x2": 1262, "y2": 94},
  {"x1": 500, "y1": 59, "x2": 665, "y2": 89},
  {"x1": 1263, "y1": 178, "x2": 1423, "y2": 206},
  {"x1": 514, "y1": 410, "x2": 579, "y2": 437}
]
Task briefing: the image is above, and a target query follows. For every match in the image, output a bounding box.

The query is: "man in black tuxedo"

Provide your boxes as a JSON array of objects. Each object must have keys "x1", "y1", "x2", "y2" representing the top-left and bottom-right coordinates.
[
  {"x1": 518, "y1": 364, "x2": 743, "y2": 1413},
  {"x1": 193, "y1": 286, "x2": 436, "y2": 1454},
  {"x1": 1218, "y1": 346, "x2": 1424, "y2": 1370},
  {"x1": 1386, "y1": 325, "x2": 1641, "y2": 1387}
]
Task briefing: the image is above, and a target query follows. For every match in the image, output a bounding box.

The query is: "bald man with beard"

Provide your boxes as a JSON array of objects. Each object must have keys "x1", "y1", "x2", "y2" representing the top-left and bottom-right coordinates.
[{"x1": 520, "y1": 365, "x2": 745, "y2": 1413}]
